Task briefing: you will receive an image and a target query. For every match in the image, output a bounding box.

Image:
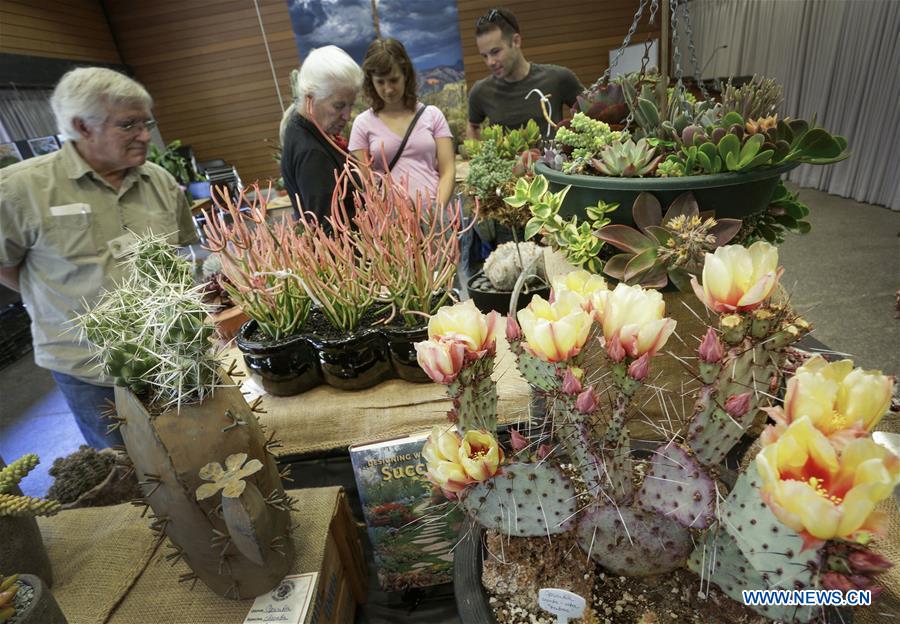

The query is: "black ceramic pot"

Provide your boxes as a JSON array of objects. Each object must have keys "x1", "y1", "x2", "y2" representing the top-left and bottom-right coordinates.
[
  {"x1": 14, "y1": 574, "x2": 68, "y2": 624},
  {"x1": 235, "y1": 321, "x2": 322, "y2": 396},
  {"x1": 381, "y1": 323, "x2": 430, "y2": 382},
  {"x1": 454, "y1": 524, "x2": 497, "y2": 624},
  {"x1": 467, "y1": 273, "x2": 550, "y2": 316},
  {"x1": 307, "y1": 328, "x2": 392, "y2": 391}
]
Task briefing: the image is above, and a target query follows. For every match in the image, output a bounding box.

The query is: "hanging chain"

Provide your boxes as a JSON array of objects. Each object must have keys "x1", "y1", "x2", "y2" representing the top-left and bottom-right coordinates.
[
  {"x1": 588, "y1": 0, "x2": 648, "y2": 92},
  {"x1": 681, "y1": 0, "x2": 710, "y2": 100},
  {"x1": 670, "y1": 0, "x2": 683, "y2": 85}
]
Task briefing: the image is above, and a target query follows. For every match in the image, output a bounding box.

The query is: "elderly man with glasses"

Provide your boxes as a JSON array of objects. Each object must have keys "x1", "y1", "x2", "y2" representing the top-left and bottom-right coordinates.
[
  {"x1": 0, "y1": 67, "x2": 197, "y2": 449},
  {"x1": 467, "y1": 7, "x2": 583, "y2": 140}
]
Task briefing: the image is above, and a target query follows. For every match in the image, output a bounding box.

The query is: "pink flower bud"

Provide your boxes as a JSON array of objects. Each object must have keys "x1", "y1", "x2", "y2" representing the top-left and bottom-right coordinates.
[
  {"x1": 575, "y1": 387, "x2": 598, "y2": 414},
  {"x1": 822, "y1": 571, "x2": 855, "y2": 593},
  {"x1": 537, "y1": 444, "x2": 552, "y2": 459},
  {"x1": 698, "y1": 328, "x2": 724, "y2": 363},
  {"x1": 509, "y1": 428, "x2": 528, "y2": 453},
  {"x1": 562, "y1": 368, "x2": 583, "y2": 395},
  {"x1": 724, "y1": 392, "x2": 752, "y2": 419},
  {"x1": 848, "y1": 550, "x2": 893, "y2": 574},
  {"x1": 506, "y1": 316, "x2": 522, "y2": 342},
  {"x1": 606, "y1": 334, "x2": 626, "y2": 363},
  {"x1": 627, "y1": 353, "x2": 651, "y2": 382}
]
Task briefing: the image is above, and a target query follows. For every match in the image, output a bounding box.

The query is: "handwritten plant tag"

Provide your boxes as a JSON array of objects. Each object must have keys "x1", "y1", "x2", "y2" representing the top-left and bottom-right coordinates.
[
  {"x1": 538, "y1": 588, "x2": 586, "y2": 624},
  {"x1": 243, "y1": 572, "x2": 317, "y2": 624}
]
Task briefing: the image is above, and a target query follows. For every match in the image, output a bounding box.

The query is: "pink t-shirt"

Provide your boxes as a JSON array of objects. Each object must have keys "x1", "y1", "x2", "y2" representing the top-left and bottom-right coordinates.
[{"x1": 349, "y1": 104, "x2": 453, "y2": 203}]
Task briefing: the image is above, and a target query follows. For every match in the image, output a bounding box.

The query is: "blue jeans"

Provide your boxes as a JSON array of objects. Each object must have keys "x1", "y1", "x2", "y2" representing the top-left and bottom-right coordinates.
[{"x1": 51, "y1": 372, "x2": 124, "y2": 449}]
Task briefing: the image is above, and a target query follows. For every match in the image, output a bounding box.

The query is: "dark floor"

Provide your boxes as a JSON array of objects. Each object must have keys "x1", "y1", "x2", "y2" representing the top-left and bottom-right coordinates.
[{"x1": 1, "y1": 184, "x2": 898, "y2": 501}]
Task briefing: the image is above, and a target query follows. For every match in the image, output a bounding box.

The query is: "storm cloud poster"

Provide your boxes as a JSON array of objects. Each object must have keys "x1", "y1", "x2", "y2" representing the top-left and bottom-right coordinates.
[{"x1": 286, "y1": 0, "x2": 467, "y2": 141}]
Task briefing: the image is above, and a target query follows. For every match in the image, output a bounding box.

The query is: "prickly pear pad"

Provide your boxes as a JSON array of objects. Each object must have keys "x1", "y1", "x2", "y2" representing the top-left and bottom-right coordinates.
[
  {"x1": 636, "y1": 443, "x2": 716, "y2": 529},
  {"x1": 462, "y1": 462, "x2": 576, "y2": 537}
]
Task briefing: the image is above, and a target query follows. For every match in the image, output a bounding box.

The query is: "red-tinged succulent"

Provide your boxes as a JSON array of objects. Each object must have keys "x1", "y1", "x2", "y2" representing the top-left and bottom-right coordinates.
[{"x1": 597, "y1": 191, "x2": 742, "y2": 291}]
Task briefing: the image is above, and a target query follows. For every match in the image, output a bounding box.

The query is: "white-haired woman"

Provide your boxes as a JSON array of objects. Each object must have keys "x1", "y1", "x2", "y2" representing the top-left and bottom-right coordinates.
[{"x1": 280, "y1": 45, "x2": 363, "y2": 222}]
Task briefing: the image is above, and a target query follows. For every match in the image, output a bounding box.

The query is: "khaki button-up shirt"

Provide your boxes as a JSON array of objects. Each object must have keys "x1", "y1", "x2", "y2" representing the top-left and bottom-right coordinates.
[{"x1": 0, "y1": 141, "x2": 198, "y2": 383}]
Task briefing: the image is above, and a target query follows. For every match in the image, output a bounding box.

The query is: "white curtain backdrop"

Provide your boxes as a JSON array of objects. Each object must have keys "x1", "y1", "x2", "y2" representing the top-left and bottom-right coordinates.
[{"x1": 675, "y1": 0, "x2": 900, "y2": 210}]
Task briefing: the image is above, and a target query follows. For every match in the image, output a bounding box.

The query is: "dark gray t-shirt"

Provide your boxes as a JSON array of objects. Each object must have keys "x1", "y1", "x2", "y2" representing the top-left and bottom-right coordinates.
[{"x1": 468, "y1": 63, "x2": 583, "y2": 136}]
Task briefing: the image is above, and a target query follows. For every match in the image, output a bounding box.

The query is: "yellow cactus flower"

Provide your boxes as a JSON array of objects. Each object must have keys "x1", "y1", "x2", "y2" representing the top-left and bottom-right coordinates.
[
  {"x1": 422, "y1": 426, "x2": 461, "y2": 465},
  {"x1": 428, "y1": 299, "x2": 499, "y2": 356},
  {"x1": 415, "y1": 338, "x2": 466, "y2": 384},
  {"x1": 458, "y1": 430, "x2": 504, "y2": 482},
  {"x1": 764, "y1": 356, "x2": 894, "y2": 446},
  {"x1": 551, "y1": 269, "x2": 608, "y2": 313},
  {"x1": 756, "y1": 417, "x2": 900, "y2": 546},
  {"x1": 517, "y1": 291, "x2": 594, "y2": 362},
  {"x1": 592, "y1": 282, "x2": 676, "y2": 358},
  {"x1": 691, "y1": 241, "x2": 783, "y2": 313},
  {"x1": 422, "y1": 427, "x2": 471, "y2": 494}
]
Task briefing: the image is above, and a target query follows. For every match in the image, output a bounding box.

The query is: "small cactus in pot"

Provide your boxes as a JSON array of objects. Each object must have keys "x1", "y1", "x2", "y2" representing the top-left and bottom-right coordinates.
[{"x1": 75, "y1": 232, "x2": 294, "y2": 599}]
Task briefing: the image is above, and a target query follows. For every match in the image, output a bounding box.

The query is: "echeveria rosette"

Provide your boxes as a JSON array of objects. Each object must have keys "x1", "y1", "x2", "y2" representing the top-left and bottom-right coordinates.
[
  {"x1": 756, "y1": 417, "x2": 900, "y2": 550},
  {"x1": 517, "y1": 290, "x2": 594, "y2": 363},
  {"x1": 763, "y1": 356, "x2": 894, "y2": 448},
  {"x1": 427, "y1": 299, "x2": 499, "y2": 359},
  {"x1": 422, "y1": 426, "x2": 504, "y2": 497},
  {"x1": 691, "y1": 241, "x2": 783, "y2": 313},
  {"x1": 550, "y1": 269, "x2": 608, "y2": 314}
]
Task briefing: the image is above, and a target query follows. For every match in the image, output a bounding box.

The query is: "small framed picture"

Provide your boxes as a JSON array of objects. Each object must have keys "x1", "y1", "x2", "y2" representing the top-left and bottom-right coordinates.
[
  {"x1": 0, "y1": 142, "x2": 23, "y2": 168},
  {"x1": 27, "y1": 136, "x2": 60, "y2": 157}
]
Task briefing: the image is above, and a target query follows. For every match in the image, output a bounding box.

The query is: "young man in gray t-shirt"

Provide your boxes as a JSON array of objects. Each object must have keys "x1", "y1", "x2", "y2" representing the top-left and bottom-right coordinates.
[{"x1": 467, "y1": 7, "x2": 583, "y2": 139}]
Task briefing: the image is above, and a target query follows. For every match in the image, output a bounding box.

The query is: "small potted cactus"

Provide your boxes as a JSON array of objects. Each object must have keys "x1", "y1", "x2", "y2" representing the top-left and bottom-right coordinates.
[
  {"x1": 76, "y1": 232, "x2": 294, "y2": 599},
  {"x1": 0, "y1": 455, "x2": 59, "y2": 585},
  {"x1": 414, "y1": 243, "x2": 898, "y2": 623},
  {"x1": 0, "y1": 573, "x2": 68, "y2": 624}
]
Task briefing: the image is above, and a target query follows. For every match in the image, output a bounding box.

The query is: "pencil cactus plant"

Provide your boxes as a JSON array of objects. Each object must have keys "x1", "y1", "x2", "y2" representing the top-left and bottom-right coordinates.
[
  {"x1": 76, "y1": 232, "x2": 294, "y2": 599},
  {"x1": 416, "y1": 240, "x2": 898, "y2": 622}
]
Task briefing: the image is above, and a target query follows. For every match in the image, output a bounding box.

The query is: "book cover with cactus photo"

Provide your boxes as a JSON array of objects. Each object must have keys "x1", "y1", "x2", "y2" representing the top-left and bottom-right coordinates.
[{"x1": 349, "y1": 431, "x2": 463, "y2": 592}]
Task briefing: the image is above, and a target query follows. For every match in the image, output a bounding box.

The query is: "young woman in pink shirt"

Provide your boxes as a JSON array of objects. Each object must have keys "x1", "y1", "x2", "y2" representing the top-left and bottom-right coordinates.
[{"x1": 349, "y1": 38, "x2": 456, "y2": 208}]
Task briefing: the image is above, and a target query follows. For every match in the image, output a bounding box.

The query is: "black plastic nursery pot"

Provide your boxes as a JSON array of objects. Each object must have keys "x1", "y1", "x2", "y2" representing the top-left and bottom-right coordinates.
[
  {"x1": 236, "y1": 318, "x2": 434, "y2": 395},
  {"x1": 235, "y1": 321, "x2": 323, "y2": 396},
  {"x1": 454, "y1": 525, "x2": 498, "y2": 624},
  {"x1": 467, "y1": 272, "x2": 551, "y2": 317},
  {"x1": 535, "y1": 161, "x2": 799, "y2": 226},
  {"x1": 306, "y1": 327, "x2": 392, "y2": 391},
  {"x1": 381, "y1": 323, "x2": 430, "y2": 383}
]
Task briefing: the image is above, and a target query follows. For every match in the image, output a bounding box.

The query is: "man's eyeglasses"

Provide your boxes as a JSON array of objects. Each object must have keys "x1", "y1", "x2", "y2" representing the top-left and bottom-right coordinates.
[
  {"x1": 112, "y1": 119, "x2": 158, "y2": 134},
  {"x1": 476, "y1": 9, "x2": 516, "y2": 32}
]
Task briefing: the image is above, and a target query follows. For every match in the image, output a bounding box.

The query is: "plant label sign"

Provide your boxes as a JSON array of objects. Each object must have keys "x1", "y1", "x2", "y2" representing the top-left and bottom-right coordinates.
[{"x1": 538, "y1": 588, "x2": 586, "y2": 623}]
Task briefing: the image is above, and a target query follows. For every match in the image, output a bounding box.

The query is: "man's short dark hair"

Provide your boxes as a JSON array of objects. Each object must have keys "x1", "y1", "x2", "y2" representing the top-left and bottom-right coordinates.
[{"x1": 475, "y1": 8, "x2": 519, "y2": 39}]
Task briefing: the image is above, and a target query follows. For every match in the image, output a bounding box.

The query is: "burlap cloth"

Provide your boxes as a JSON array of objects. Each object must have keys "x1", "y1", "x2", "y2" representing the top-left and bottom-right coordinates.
[
  {"x1": 224, "y1": 330, "x2": 531, "y2": 457},
  {"x1": 38, "y1": 486, "x2": 344, "y2": 624}
]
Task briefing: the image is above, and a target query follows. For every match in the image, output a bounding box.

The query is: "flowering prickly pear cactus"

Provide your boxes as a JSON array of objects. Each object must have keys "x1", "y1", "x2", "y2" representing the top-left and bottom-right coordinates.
[{"x1": 416, "y1": 241, "x2": 899, "y2": 622}]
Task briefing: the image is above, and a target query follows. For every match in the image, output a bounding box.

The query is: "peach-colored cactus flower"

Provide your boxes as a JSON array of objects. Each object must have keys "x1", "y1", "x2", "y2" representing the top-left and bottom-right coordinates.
[
  {"x1": 756, "y1": 417, "x2": 900, "y2": 548},
  {"x1": 422, "y1": 426, "x2": 471, "y2": 494},
  {"x1": 593, "y1": 282, "x2": 676, "y2": 359},
  {"x1": 458, "y1": 430, "x2": 504, "y2": 482},
  {"x1": 691, "y1": 241, "x2": 783, "y2": 313},
  {"x1": 517, "y1": 291, "x2": 594, "y2": 362},
  {"x1": 763, "y1": 356, "x2": 894, "y2": 448},
  {"x1": 427, "y1": 299, "x2": 499, "y2": 356},
  {"x1": 415, "y1": 338, "x2": 466, "y2": 384},
  {"x1": 551, "y1": 269, "x2": 608, "y2": 313}
]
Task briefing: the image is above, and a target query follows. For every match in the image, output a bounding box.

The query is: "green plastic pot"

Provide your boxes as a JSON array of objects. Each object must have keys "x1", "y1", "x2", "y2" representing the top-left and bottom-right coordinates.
[{"x1": 535, "y1": 161, "x2": 799, "y2": 226}]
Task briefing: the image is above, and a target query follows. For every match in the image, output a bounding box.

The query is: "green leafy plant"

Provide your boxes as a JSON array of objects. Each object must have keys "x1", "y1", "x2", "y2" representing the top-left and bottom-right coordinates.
[
  {"x1": 591, "y1": 138, "x2": 663, "y2": 177},
  {"x1": 147, "y1": 139, "x2": 200, "y2": 185},
  {"x1": 736, "y1": 180, "x2": 811, "y2": 245},
  {"x1": 554, "y1": 112, "x2": 629, "y2": 174},
  {"x1": 512, "y1": 175, "x2": 617, "y2": 273}
]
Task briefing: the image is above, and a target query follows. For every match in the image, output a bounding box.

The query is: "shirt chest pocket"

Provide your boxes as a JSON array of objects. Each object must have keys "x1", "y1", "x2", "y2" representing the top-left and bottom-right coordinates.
[{"x1": 43, "y1": 205, "x2": 101, "y2": 259}]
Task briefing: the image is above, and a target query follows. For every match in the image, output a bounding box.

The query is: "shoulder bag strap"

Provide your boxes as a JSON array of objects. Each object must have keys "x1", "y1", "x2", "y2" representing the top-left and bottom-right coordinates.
[{"x1": 387, "y1": 105, "x2": 427, "y2": 171}]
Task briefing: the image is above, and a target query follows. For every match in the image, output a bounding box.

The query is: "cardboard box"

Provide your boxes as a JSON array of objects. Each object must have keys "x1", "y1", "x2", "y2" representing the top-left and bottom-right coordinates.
[{"x1": 306, "y1": 489, "x2": 367, "y2": 624}]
